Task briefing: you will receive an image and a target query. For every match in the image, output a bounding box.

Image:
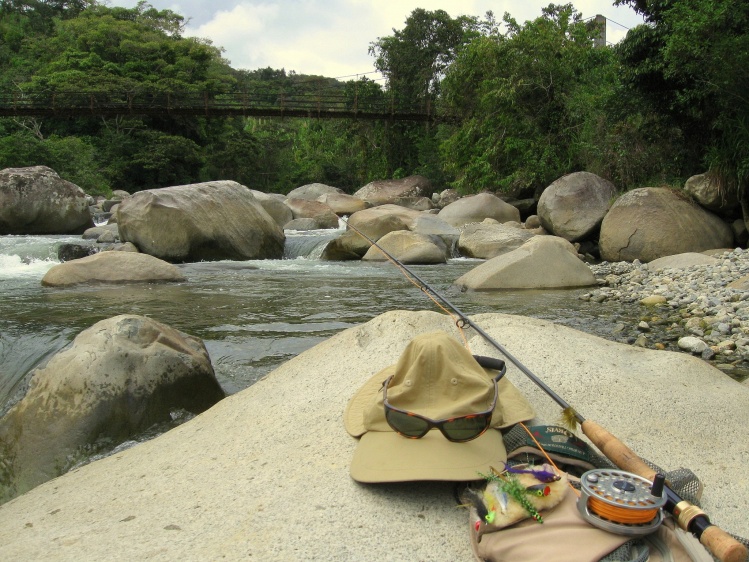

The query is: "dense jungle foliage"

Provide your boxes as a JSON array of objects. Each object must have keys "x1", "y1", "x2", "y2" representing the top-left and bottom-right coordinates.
[{"x1": 0, "y1": 0, "x2": 747, "y2": 209}]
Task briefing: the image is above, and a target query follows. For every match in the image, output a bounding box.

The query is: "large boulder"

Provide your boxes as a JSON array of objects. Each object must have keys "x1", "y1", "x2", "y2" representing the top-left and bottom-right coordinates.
[
  {"x1": 321, "y1": 214, "x2": 409, "y2": 260},
  {"x1": 250, "y1": 190, "x2": 293, "y2": 229},
  {"x1": 361, "y1": 231, "x2": 448, "y2": 264},
  {"x1": 454, "y1": 236, "x2": 595, "y2": 290},
  {"x1": 537, "y1": 172, "x2": 617, "y2": 242},
  {"x1": 410, "y1": 214, "x2": 461, "y2": 252},
  {"x1": 0, "y1": 166, "x2": 94, "y2": 235},
  {"x1": 287, "y1": 183, "x2": 342, "y2": 200},
  {"x1": 284, "y1": 198, "x2": 339, "y2": 229},
  {"x1": 117, "y1": 181, "x2": 285, "y2": 262},
  {"x1": 0, "y1": 314, "x2": 224, "y2": 504},
  {"x1": 353, "y1": 175, "x2": 433, "y2": 206},
  {"x1": 684, "y1": 173, "x2": 739, "y2": 215},
  {"x1": 437, "y1": 193, "x2": 521, "y2": 227},
  {"x1": 347, "y1": 203, "x2": 421, "y2": 230},
  {"x1": 0, "y1": 310, "x2": 746, "y2": 560},
  {"x1": 458, "y1": 220, "x2": 535, "y2": 259},
  {"x1": 41, "y1": 251, "x2": 186, "y2": 287},
  {"x1": 317, "y1": 192, "x2": 368, "y2": 215},
  {"x1": 599, "y1": 188, "x2": 734, "y2": 263}
]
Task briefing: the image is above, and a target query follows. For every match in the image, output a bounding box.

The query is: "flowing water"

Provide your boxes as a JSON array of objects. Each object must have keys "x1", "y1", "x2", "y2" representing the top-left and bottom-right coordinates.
[{"x1": 0, "y1": 227, "x2": 640, "y2": 411}]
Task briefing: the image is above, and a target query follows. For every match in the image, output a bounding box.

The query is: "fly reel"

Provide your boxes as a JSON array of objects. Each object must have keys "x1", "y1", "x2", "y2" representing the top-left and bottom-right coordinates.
[{"x1": 578, "y1": 469, "x2": 667, "y2": 536}]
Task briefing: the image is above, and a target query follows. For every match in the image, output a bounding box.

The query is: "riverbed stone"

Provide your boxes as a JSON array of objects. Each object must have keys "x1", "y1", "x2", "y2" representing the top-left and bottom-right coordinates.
[
  {"x1": 0, "y1": 166, "x2": 94, "y2": 235},
  {"x1": 316, "y1": 192, "x2": 368, "y2": 215},
  {"x1": 599, "y1": 188, "x2": 734, "y2": 263},
  {"x1": 438, "y1": 192, "x2": 521, "y2": 227},
  {"x1": 537, "y1": 171, "x2": 616, "y2": 242},
  {"x1": 250, "y1": 190, "x2": 293, "y2": 229},
  {"x1": 454, "y1": 236, "x2": 595, "y2": 290},
  {"x1": 458, "y1": 220, "x2": 535, "y2": 259},
  {"x1": 684, "y1": 173, "x2": 739, "y2": 215},
  {"x1": 677, "y1": 336, "x2": 710, "y2": 354},
  {"x1": 0, "y1": 314, "x2": 224, "y2": 504},
  {"x1": 361, "y1": 230, "x2": 448, "y2": 264},
  {"x1": 0, "y1": 310, "x2": 745, "y2": 559},
  {"x1": 117, "y1": 181, "x2": 285, "y2": 262},
  {"x1": 648, "y1": 252, "x2": 720, "y2": 271},
  {"x1": 347, "y1": 203, "x2": 421, "y2": 230},
  {"x1": 41, "y1": 251, "x2": 186, "y2": 287},
  {"x1": 353, "y1": 175, "x2": 432, "y2": 206},
  {"x1": 283, "y1": 198, "x2": 339, "y2": 229},
  {"x1": 287, "y1": 183, "x2": 342, "y2": 200}
]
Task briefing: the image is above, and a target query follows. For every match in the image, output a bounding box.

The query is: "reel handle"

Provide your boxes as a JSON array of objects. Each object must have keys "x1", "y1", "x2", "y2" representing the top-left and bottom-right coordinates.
[{"x1": 581, "y1": 420, "x2": 747, "y2": 562}]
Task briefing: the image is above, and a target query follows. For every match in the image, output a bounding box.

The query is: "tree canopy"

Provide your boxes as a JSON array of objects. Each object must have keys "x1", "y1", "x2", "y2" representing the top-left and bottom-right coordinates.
[{"x1": 0, "y1": 0, "x2": 747, "y2": 224}]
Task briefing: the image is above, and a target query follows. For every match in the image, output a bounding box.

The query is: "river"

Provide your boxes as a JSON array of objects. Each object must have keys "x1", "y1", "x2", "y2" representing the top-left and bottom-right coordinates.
[{"x1": 0, "y1": 227, "x2": 638, "y2": 413}]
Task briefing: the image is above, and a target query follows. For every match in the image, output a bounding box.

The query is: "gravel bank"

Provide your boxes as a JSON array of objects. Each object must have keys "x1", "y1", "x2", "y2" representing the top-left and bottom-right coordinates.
[{"x1": 582, "y1": 248, "x2": 749, "y2": 382}]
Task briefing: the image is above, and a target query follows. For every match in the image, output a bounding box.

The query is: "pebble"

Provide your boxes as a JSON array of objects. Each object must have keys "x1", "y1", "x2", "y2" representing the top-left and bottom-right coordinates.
[{"x1": 582, "y1": 248, "x2": 749, "y2": 381}]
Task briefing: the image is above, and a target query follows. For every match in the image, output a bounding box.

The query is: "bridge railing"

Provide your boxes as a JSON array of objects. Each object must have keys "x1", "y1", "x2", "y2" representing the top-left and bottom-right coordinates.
[{"x1": 0, "y1": 90, "x2": 435, "y2": 121}]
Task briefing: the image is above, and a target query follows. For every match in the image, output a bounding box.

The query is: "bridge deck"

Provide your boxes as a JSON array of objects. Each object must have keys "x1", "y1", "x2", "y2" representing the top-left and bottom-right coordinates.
[{"x1": 0, "y1": 91, "x2": 434, "y2": 121}]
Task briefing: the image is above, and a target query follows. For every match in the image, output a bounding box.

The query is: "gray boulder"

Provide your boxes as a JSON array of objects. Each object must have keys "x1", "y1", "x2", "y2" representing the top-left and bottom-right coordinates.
[
  {"x1": 361, "y1": 231, "x2": 448, "y2": 264},
  {"x1": 0, "y1": 166, "x2": 94, "y2": 235},
  {"x1": 41, "y1": 251, "x2": 186, "y2": 287},
  {"x1": 0, "y1": 314, "x2": 224, "y2": 504},
  {"x1": 599, "y1": 188, "x2": 734, "y2": 263},
  {"x1": 321, "y1": 214, "x2": 410, "y2": 260},
  {"x1": 317, "y1": 192, "x2": 368, "y2": 215},
  {"x1": 284, "y1": 198, "x2": 339, "y2": 229},
  {"x1": 410, "y1": 214, "x2": 460, "y2": 252},
  {"x1": 684, "y1": 173, "x2": 739, "y2": 215},
  {"x1": 250, "y1": 190, "x2": 293, "y2": 229},
  {"x1": 458, "y1": 220, "x2": 535, "y2": 259},
  {"x1": 437, "y1": 193, "x2": 521, "y2": 227},
  {"x1": 117, "y1": 181, "x2": 285, "y2": 262},
  {"x1": 287, "y1": 183, "x2": 342, "y2": 200},
  {"x1": 647, "y1": 252, "x2": 720, "y2": 271},
  {"x1": 347, "y1": 204, "x2": 421, "y2": 230},
  {"x1": 537, "y1": 172, "x2": 617, "y2": 242},
  {"x1": 353, "y1": 175, "x2": 433, "y2": 206},
  {"x1": 284, "y1": 218, "x2": 322, "y2": 231},
  {"x1": 82, "y1": 224, "x2": 120, "y2": 241},
  {"x1": 454, "y1": 236, "x2": 595, "y2": 290}
]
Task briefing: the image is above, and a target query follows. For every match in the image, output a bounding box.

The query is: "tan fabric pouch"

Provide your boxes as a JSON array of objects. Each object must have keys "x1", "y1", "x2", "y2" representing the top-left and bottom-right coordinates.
[{"x1": 469, "y1": 478, "x2": 712, "y2": 562}]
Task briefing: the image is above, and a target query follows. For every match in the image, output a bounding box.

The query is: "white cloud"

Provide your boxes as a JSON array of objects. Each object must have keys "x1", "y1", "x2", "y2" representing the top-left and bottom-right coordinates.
[{"x1": 106, "y1": 0, "x2": 646, "y2": 77}]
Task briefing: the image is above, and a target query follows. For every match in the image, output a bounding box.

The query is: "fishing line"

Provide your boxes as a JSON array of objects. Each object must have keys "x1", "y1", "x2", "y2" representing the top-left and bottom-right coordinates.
[{"x1": 339, "y1": 213, "x2": 747, "y2": 561}]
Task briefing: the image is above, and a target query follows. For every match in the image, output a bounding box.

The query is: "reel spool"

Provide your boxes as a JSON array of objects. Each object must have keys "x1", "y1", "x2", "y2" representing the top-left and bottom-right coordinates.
[{"x1": 578, "y1": 469, "x2": 667, "y2": 536}]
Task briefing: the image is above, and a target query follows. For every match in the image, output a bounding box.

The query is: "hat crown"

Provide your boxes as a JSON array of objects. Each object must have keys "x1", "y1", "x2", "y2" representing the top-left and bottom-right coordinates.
[{"x1": 383, "y1": 335, "x2": 495, "y2": 420}]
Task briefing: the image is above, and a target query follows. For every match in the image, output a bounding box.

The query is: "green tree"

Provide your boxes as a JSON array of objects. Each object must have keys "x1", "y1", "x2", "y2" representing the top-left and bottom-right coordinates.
[
  {"x1": 616, "y1": 0, "x2": 749, "y2": 205},
  {"x1": 368, "y1": 9, "x2": 482, "y2": 178},
  {"x1": 439, "y1": 4, "x2": 610, "y2": 195}
]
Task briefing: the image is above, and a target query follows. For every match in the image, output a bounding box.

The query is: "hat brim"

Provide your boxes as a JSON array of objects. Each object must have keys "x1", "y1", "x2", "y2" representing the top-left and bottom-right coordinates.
[{"x1": 349, "y1": 428, "x2": 507, "y2": 483}]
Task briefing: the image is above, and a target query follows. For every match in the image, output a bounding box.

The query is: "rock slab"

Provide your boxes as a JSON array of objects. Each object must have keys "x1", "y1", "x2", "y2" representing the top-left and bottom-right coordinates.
[{"x1": 0, "y1": 310, "x2": 745, "y2": 561}]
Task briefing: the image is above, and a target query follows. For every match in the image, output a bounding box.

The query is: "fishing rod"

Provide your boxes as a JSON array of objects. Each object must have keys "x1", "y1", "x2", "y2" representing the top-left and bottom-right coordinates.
[{"x1": 342, "y1": 217, "x2": 747, "y2": 562}]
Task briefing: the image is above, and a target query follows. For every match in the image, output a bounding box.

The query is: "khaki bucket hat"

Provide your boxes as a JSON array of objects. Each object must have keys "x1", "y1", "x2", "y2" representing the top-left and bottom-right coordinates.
[{"x1": 344, "y1": 331, "x2": 534, "y2": 483}]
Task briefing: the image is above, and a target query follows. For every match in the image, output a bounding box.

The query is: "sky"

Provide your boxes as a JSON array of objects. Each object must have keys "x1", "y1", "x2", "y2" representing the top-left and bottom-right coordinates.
[{"x1": 105, "y1": 1, "x2": 645, "y2": 80}]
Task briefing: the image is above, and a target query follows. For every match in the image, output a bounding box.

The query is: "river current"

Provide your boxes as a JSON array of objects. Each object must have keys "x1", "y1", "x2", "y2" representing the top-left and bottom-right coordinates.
[{"x1": 0, "y1": 228, "x2": 636, "y2": 412}]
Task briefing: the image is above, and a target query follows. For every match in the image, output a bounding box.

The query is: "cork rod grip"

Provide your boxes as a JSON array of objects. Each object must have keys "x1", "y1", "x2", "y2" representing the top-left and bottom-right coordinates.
[
  {"x1": 700, "y1": 526, "x2": 748, "y2": 562},
  {"x1": 581, "y1": 420, "x2": 657, "y2": 480},
  {"x1": 581, "y1": 420, "x2": 748, "y2": 562}
]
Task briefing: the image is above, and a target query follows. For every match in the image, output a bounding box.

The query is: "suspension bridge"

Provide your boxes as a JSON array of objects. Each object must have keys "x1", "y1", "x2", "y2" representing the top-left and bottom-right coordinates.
[{"x1": 0, "y1": 90, "x2": 435, "y2": 121}]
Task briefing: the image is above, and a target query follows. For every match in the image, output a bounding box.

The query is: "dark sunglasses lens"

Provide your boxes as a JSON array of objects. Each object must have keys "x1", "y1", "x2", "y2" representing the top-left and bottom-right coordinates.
[
  {"x1": 442, "y1": 415, "x2": 490, "y2": 442},
  {"x1": 386, "y1": 409, "x2": 430, "y2": 438}
]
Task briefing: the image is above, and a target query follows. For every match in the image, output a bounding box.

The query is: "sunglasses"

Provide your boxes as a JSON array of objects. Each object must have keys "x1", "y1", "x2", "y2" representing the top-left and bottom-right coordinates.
[{"x1": 382, "y1": 362, "x2": 505, "y2": 443}]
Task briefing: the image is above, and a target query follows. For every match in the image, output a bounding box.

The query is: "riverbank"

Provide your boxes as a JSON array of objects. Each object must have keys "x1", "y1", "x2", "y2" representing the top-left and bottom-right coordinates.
[{"x1": 585, "y1": 248, "x2": 749, "y2": 382}]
